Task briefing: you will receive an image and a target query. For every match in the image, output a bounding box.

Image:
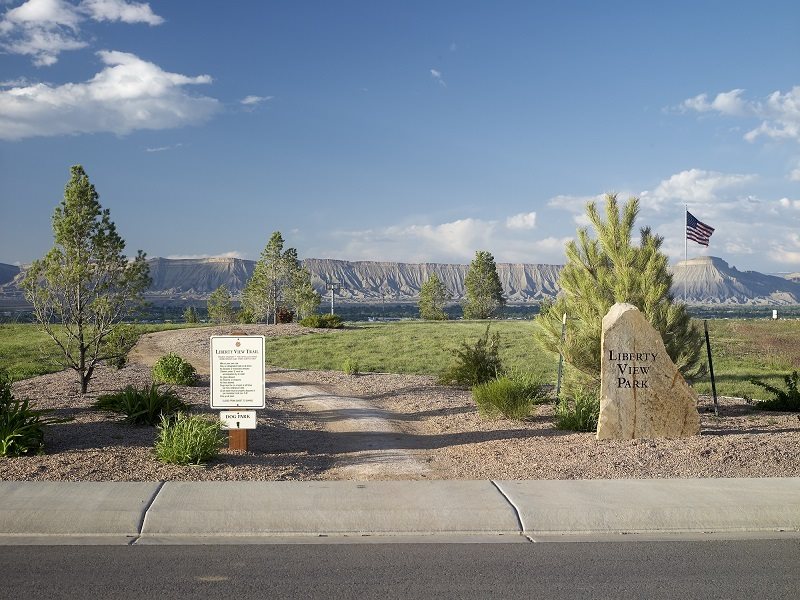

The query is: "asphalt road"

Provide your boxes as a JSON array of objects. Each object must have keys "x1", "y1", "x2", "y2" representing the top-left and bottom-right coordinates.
[{"x1": 2, "y1": 539, "x2": 798, "y2": 599}]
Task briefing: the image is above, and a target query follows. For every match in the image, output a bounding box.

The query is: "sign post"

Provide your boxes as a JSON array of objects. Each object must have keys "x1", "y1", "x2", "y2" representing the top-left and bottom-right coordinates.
[{"x1": 210, "y1": 334, "x2": 266, "y2": 451}]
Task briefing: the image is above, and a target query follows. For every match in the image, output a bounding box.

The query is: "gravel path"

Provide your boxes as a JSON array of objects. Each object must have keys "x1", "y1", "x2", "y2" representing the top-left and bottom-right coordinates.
[{"x1": 3, "y1": 325, "x2": 800, "y2": 481}]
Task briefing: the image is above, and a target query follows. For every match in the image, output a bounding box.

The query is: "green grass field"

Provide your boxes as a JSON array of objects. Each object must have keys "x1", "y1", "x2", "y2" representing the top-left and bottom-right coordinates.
[
  {"x1": 2, "y1": 318, "x2": 798, "y2": 401},
  {"x1": 0, "y1": 322, "x2": 208, "y2": 381}
]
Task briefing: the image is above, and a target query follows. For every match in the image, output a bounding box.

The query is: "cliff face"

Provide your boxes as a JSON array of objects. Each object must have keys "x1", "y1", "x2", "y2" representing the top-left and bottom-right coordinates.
[
  {"x1": 671, "y1": 256, "x2": 800, "y2": 305},
  {"x1": 303, "y1": 258, "x2": 562, "y2": 301},
  {"x1": 147, "y1": 257, "x2": 255, "y2": 294},
  {"x1": 0, "y1": 263, "x2": 20, "y2": 286},
  {"x1": 3, "y1": 256, "x2": 800, "y2": 305}
]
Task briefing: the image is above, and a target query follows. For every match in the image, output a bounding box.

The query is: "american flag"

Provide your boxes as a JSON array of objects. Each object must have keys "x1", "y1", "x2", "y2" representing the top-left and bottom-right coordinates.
[{"x1": 686, "y1": 211, "x2": 714, "y2": 247}]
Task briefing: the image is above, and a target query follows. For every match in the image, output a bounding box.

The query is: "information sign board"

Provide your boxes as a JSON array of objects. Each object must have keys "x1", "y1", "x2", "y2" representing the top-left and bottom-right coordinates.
[
  {"x1": 210, "y1": 335, "x2": 266, "y2": 409},
  {"x1": 219, "y1": 410, "x2": 257, "y2": 430}
]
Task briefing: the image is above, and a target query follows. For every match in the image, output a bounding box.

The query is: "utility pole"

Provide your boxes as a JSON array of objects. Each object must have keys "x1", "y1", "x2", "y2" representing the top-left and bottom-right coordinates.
[{"x1": 326, "y1": 281, "x2": 342, "y2": 315}]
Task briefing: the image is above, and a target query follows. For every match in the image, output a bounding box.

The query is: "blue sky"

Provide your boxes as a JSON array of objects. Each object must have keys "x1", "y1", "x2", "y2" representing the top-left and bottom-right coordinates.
[{"x1": 1, "y1": 1, "x2": 799, "y2": 272}]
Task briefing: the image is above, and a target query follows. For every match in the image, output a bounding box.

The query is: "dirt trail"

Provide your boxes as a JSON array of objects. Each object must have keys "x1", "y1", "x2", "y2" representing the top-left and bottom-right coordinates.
[{"x1": 128, "y1": 329, "x2": 430, "y2": 479}]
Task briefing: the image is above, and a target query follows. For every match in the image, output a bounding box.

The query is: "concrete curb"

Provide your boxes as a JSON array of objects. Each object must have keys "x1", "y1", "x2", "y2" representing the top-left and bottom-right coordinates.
[
  {"x1": 494, "y1": 478, "x2": 800, "y2": 535},
  {"x1": 0, "y1": 479, "x2": 798, "y2": 543},
  {"x1": 141, "y1": 481, "x2": 520, "y2": 537}
]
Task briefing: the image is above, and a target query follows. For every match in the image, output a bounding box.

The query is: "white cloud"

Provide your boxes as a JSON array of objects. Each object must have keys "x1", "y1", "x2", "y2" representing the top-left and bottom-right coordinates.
[
  {"x1": 506, "y1": 211, "x2": 536, "y2": 230},
  {"x1": 640, "y1": 169, "x2": 756, "y2": 210},
  {"x1": 145, "y1": 143, "x2": 182, "y2": 153},
  {"x1": 166, "y1": 251, "x2": 246, "y2": 260},
  {"x1": 318, "y1": 216, "x2": 571, "y2": 265},
  {"x1": 680, "y1": 89, "x2": 748, "y2": 116},
  {"x1": 681, "y1": 86, "x2": 800, "y2": 143},
  {"x1": 770, "y1": 233, "x2": 800, "y2": 265},
  {"x1": 0, "y1": 50, "x2": 219, "y2": 140},
  {"x1": 429, "y1": 68, "x2": 446, "y2": 87},
  {"x1": 779, "y1": 197, "x2": 800, "y2": 210},
  {"x1": 80, "y1": 0, "x2": 162, "y2": 25},
  {"x1": 240, "y1": 94, "x2": 273, "y2": 106},
  {"x1": 788, "y1": 161, "x2": 800, "y2": 181},
  {"x1": 0, "y1": 0, "x2": 163, "y2": 65}
]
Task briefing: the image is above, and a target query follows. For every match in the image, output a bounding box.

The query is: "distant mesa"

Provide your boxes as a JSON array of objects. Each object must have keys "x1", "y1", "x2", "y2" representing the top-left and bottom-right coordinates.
[{"x1": 1, "y1": 255, "x2": 799, "y2": 305}]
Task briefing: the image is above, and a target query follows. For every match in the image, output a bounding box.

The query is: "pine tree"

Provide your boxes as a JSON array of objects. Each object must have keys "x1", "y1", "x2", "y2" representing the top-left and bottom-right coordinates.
[
  {"x1": 418, "y1": 274, "x2": 451, "y2": 320},
  {"x1": 535, "y1": 193, "x2": 704, "y2": 391},
  {"x1": 463, "y1": 251, "x2": 505, "y2": 319},
  {"x1": 207, "y1": 285, "x2": 235, "y2": 324},
  {"x1": 22, "y1": 165, "x2": 151, "y2": 393},
  {"x1": 183, "y1": 306, "x2": 199, "y2": 324}
]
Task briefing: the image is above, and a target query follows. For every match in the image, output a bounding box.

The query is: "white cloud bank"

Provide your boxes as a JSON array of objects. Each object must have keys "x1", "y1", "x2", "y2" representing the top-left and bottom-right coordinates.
[
  {"x1": 0, "y1": 50, "x2": 219, "y2": 140},
  {"x1": 505, "y1": 211, "x2": 536, "y2": 230},
  {"x1": 640, "y1": 168, "x2": 756, "y2": 210},
  {"x1": 0, "y1": 0, "x2": 163, "y2": 66},
  {"x1": 318, "y1": 213, "x2": 569, "y2": 265},
  {"x1": 680, "y1": 86, "x2": 800, "y2": 143}
]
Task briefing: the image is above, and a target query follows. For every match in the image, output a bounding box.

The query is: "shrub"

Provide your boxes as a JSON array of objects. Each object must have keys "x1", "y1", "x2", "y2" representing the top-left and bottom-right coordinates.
[
  {"x1": 300, "y1": 313, "x2": 344, "y2": 329},
  {"x1": 152, "y1": 353, "x2": 197, "y2": 386},
  {"x1": 0, "y1": 370, "x2": 70, "y2": 457},
  {"x1": 343, "y1": 358, "x2": 360, "y2": 376},
  {"x1": 749, "y1": 371, "x2": 800, "y2": 411},
  {"x1": 438, "y1": 325, "x2": 503, "y2": 387},
  {"x1": 183, "y1": 306, "x2": 199, "y2": 324},
  {"x1": 277, "y1": 307, "x2": 295, "y2": 323},
  {"x1": 154, "y1": 412, "x2": 225, "y2": 465},
  {"x1": 472, "y1": 374, "x2": 548, "y2": 420},
  {"x1": 93, "y1": 384, "x2": 189, "y2": 426},
  {"x1": 555, "y1": 389, "x2": 600, "y2": 432}
]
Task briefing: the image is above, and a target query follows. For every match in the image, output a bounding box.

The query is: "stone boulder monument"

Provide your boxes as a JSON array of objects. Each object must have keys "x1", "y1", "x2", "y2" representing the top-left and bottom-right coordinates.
[{"x1": 596, "y1": 303, "x2": 700, "y2": 440}]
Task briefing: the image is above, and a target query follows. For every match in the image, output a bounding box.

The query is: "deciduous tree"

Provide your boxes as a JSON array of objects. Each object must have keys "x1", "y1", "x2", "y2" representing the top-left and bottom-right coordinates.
[
  {"x1": 22, "y1": 165, "x2": 151, "y2": 393},
  {"x1": 418, "y1": 274, "x2": 451, "y2": 320},
  {"x1": 207, "y1": 285, "x2": 235, "y2": 324}
]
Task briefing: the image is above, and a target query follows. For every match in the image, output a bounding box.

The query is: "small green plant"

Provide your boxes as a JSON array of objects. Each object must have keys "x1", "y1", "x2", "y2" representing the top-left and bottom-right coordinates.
[
  {"x1": 555, "y1": 389, "x2": 600, "y2": 432},
  {"x1": 438, "y1": 325, "x2": 503, "y2": 387},
  {"x1": 102, "y1": 324, "x2": 138, "y2": 370},
  {"x1": 749, "y1": 371, "x2": 800, "y2": 411},
  {"x1": 154, "y1": 412, "x2": 225, "y2": 465},
  {"x1": 0, "y1": 370, "x2": 70, "y2": 457},
  {"x1": 343, "y1": 357, "x2": 360, "y2": 376},
  {"x1": 300, "y1": 314, "x2": 344, "y2": 329},
  {"x1": 152, "y1": 353, "x2": 197, "y2": 386},
  {"x1": 93, "y1": 384, "x2": 189, "y2": 425},
  {"x1": 472, "y1": 374, "x2": 547, "y2": 420}
]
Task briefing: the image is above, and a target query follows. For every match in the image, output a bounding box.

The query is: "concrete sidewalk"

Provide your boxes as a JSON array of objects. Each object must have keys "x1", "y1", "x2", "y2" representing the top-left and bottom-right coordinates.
[{"x1": 1, "y1": 478, "x2": 798, "y2": 544}]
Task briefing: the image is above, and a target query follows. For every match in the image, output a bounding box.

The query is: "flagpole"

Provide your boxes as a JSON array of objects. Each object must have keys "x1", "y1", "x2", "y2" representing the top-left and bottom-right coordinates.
[{"x1": 684, "y1": 204, "x2": 688, "y2": 304}]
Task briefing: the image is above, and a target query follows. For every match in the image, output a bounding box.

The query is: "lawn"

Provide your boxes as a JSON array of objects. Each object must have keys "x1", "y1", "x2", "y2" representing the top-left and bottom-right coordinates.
[
  {"x1": 3, "y1": 318, "x2": 798, "y2": 401},
  {"x1": 0, "y1": 322, "x2": 209, "y2": 381},
  {"x1": 266, "y1": 320, "x2": 553, "y2": 379}
]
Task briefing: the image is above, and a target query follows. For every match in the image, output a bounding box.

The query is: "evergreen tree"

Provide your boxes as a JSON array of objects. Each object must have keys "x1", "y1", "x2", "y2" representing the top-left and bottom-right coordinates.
[
  {"x1": 463, "y1": 250, "x2": 505, "y2": 319},
  {"x1": 242, "y1": 232, "x2": 320, "y2": 323},
  {"x1": 22, "y1": 165, "x2": 151, "y2": 393},
  {"x1": 418, "y1": 274, "x2": 451, "y2": 320},
  {"x1": 207, "y1": 285, "x2": 235, "y2": 324},
  {"x1": 183, "y1": 306, "x2": 199, "y2": 324},
  {"x1": 535, "y1": 193, "x2": 704, "y2": 391}
]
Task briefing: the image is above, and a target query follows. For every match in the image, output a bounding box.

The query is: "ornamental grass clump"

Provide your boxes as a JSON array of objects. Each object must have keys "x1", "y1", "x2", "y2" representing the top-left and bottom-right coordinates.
[
  {"x1": 93, "y1": 384, "x2": 189, "y2": 426},
  {"x1": 154, "y1": 412, "x2": 225, "y2": 465},
  {"x1": 0, "y1": 369, "x2": 71, "y2": 457},
  {"x1": 472, "y1": 373, "x2": 548, "y2": 420},
  {"x1": 152, "y1": 353, "x2": 197, "y2": 386},
  {"x1": 555, "y1": 389, "x2": 600, "y2": 432},
  {"x1": 749, "y1": 371, "x2": 800, "y2": 412},
  {"x1": 438, "y1": 325, "x2": 503, "y2": 387}
]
